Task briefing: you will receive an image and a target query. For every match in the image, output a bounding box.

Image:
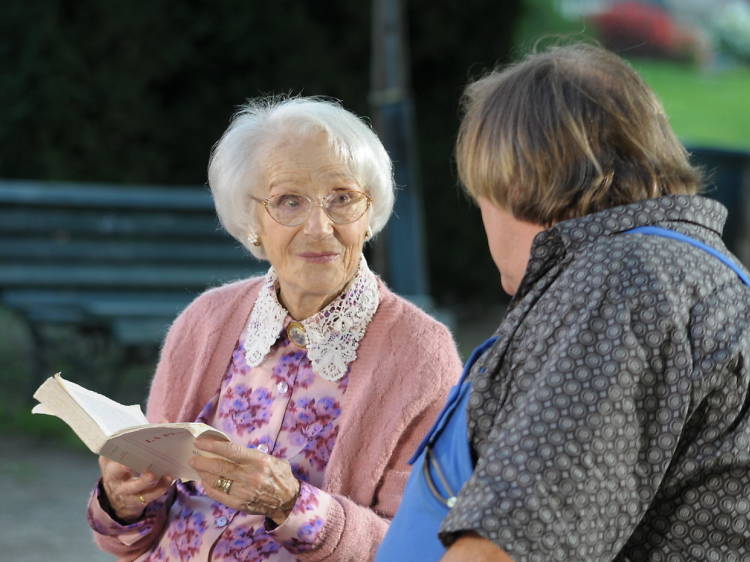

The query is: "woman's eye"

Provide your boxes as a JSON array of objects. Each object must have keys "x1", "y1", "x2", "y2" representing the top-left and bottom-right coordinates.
[
  {"x1": 275, "y1": 194, "x2": 303, "y2": 208},
  {"x1": 331, "y1": 192, "x2": 353, "y2": 206}
]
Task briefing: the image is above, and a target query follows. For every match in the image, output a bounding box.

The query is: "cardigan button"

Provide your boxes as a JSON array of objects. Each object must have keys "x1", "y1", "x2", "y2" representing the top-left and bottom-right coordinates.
[
  {"x1": 257, "y1": 443, "x2": 269, "y2": 454},
  {"x1": 216, "y1": 516, "x2": 229, "y2": 528},
  {"x1": 277, "y1": 381, "x2": 289, "y2": 395}
]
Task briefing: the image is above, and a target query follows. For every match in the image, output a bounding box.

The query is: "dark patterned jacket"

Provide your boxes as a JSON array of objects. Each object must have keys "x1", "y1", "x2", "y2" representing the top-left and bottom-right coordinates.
[{"x1": 441, "y1": 195, "x2": 750, "y2": 561}]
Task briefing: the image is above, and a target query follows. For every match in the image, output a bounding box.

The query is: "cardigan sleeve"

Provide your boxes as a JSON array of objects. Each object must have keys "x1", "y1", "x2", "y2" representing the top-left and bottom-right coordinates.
[
  {"x1": 145, "y1": 300, "x2": 196, "y2": 424},
  {"x1": 265, "y1": 391, "x2": 454, "y2": 561},
  {"x1": 147, "y1": 277, "x2": 261, "y2": 425},
  {"x1": 88, "y1": 481, "x2": 176, "y2": 559},
  {"x1": 87, "y1": 294, "x2": 201, "y2": 558}
]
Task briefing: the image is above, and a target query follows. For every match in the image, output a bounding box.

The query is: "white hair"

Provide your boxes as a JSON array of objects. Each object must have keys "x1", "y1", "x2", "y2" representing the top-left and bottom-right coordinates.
[{"x1": 208, "y1": 96, "x2": 395, "y2": 260}]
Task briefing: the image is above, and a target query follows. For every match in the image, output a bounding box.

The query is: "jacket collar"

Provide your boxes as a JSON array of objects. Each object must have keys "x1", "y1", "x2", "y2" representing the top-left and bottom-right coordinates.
[{"x1": 516, "y1": 194, "x2": 727, "y2": 301}]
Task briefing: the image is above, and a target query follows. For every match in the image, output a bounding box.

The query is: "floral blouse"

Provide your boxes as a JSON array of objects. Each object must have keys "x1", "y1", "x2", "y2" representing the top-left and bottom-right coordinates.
[
  {"x1": 88, "y1": 259, "x2": 378, "y2": 561},
  {"x1": 145, "y1": 319, "x2": 348, "y2": 561},
  {"x1": 88, "y1": 261, "x2": 380, "y2": 561}
]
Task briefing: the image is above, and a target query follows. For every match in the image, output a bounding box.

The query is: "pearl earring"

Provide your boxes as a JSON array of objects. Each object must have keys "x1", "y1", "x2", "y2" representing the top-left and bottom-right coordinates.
[{"x1": 247, "y1": 232, "x2": 261, "y2": 247}]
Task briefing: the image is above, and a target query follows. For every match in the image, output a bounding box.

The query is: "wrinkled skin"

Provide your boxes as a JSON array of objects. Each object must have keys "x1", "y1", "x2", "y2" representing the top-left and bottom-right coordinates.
[
  {"x1": 98, "y1": 436, "x2": 299, "y2": 526},
  {"x1": 190, "y1": 437, "x2": 300, "y2": 525},
  {"x1": 98, "y1": 456, "x2": 173, "y2": 523}
]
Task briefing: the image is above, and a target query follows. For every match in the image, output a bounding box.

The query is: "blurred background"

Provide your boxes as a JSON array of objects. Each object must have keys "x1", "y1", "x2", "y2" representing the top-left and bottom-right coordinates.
[{"x1": 1, "y1": 0, "x2": 748, "y2": 559}]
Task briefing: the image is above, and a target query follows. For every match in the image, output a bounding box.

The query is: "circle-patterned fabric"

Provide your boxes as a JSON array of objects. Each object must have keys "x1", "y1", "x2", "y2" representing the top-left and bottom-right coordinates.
[{"x1": 440, "y1": 195, "x2": 750, "y2": 561}]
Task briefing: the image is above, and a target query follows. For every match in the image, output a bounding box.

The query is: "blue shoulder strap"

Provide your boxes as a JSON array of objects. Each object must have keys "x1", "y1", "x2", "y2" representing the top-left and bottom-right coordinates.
[
  {"x1": 376, "y1": 336, "x2": 497, "y2": 562},
  {"x1": 627, "y1": 226, "x2": 750, "y2": 286}
]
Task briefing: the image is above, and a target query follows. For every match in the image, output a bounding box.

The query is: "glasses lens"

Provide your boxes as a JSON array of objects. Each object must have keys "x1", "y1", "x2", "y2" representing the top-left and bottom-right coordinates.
[
  {"x1": 267, "y1": 193, "x2": 311, "y2": 226},
  {"x1": 326, "y1": 191, "x2": 369, "y2": 224}
]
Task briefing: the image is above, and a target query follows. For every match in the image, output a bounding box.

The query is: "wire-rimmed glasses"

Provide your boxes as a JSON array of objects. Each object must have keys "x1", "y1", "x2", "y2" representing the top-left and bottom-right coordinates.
[{"x1": 251, "y1": 190, "x2": 372, "y2": 227}]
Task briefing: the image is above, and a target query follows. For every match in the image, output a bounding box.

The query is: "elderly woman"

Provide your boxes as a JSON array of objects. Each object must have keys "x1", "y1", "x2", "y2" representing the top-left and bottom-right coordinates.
[{"x1": 86, "y1": 96, "x2": 462, "y2": 560}]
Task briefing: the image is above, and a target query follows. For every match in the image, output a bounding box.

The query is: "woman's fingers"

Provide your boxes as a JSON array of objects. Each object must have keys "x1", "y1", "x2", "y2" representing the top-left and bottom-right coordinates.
[
  {"x1": 117, "y1": 472, "x2": 170, "y2": 496},
  {"x1": 133, "y1": 474, "x2": 173, "y2": 504},
  {"x1": 190, "y1": 448, "x2": 299, "y2": 522},
  {"x1": 98, "y1": 455, "x2": 174, "y2": 520},
  {"x1": 99, "y1": 456, "x2": 134, "y2": 482},
  {"x1": 190, "y1": 452, "x2": 252, "y2": 479},
  {"x1": 99, "y1": 456, "x2": 171, "y2": 493},
  {"x1": 190, "y1": 443, "x2": 269, "y2": 492},
  {"x1": 105, "y1": 474, "x2": 172, "y2": 521},
  {"x1": 194, "y1": 437, "x2": 255, "y2": 464}
]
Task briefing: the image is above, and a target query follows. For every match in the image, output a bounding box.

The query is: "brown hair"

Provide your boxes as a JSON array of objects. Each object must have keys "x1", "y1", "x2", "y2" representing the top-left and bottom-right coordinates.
[{"x1": 456, "y1": 42, "x2": 701, "y2": 225}]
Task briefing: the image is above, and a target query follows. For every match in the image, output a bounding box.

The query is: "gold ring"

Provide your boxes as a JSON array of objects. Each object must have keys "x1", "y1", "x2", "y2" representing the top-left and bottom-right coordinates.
[
  {"x1": 215, "y1": 476, "x2": 233, "y2": 495},
  {"x1": 138, "y1": 494, "x2": 146, "y2": 505}
]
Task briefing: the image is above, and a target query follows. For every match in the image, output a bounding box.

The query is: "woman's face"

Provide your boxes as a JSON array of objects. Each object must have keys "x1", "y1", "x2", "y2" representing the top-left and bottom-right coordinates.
[{"x1": 255, "y1": 131, "x2": 370, "y2": 315}]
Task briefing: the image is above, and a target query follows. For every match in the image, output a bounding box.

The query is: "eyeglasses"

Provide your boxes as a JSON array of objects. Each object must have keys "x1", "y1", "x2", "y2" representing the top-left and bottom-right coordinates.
[{"x1": 251, "y1": 190, "x2": 372, "y2": 227}]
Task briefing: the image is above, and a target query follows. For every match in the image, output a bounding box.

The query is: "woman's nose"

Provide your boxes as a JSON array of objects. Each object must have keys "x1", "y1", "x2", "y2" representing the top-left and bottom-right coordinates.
[{"x1": 303, "y1": 204, "x2": 334, "y2": 237}]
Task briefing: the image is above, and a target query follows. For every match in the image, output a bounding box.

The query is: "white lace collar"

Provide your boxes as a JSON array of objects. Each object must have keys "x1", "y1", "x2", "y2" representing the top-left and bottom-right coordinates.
[{"x1": 243, "y1": 259, "x2": 380, "y2": 381}]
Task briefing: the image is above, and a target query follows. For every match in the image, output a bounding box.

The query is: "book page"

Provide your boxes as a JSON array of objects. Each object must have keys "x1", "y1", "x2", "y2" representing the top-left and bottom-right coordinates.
[
  {"x1": 57, "y1": 376, "x2": 148, "y2": 436},
  {"x1": 31, "y1": 376, "x2": 107, "y2": 453},
  {"x1": 33, "y1": 375, "x2": 230, "y2": 481},
  {"x1": 102, "y1": 424, "x2": 230, "y2": 481}
]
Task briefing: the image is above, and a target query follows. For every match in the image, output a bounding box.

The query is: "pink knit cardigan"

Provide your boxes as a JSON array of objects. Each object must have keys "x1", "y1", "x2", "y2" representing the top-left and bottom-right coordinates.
[{"x1": 91, "y1": 276, "x2": 462, "y2": 561}]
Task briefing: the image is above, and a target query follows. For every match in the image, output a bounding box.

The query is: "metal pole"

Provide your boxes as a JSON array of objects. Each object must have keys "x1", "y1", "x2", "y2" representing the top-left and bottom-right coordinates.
[{"x1": 369, "y1": 0, "x2": 431, "y2": 309}]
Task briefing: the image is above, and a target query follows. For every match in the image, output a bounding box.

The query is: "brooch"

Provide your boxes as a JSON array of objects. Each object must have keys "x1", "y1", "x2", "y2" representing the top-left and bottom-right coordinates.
[{"x1": 286, "y1": 321, "x2": 307, "y2": 349}]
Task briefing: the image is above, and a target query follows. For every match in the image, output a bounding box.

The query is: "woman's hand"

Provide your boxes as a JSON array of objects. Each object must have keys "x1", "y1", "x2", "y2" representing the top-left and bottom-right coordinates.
[
  {"x1": 98, "y1": 456, "x2": 173, "y2": 523},
  {"x1": 190, "y1": 437, "x2": 301, "y2": 525}
]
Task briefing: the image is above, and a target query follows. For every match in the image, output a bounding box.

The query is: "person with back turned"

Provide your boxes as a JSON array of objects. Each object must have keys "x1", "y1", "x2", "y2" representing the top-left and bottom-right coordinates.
[{"x1": 377, "y1": 42, "x2": 750, "y2": 561}]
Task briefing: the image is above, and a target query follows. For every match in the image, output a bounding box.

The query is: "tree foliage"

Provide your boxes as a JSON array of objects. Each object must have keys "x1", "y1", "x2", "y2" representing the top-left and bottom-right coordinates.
[{"x1": 1, "y1": 0, "x2": 521, "y2": 302}]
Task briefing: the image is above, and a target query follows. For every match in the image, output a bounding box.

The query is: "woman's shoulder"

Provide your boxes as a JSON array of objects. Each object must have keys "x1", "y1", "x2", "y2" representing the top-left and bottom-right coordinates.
[
  {"x1": 373, "y1": 280, "x2": 460, "y2": 359},
  {"x1": 376, "y1": 281, "x2": 448, "y2": 330},
  {"x1": 358, "y1": 281, "x2": 462, "y2": 395}
]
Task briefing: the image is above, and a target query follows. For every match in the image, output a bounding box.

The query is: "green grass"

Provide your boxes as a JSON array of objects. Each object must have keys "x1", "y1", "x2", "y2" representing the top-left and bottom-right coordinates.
[
  {"x1": 0, "y1": 306, "x2": 154, "y2": 448},
  {"x1": 629, "y1": 60, "x2": 750, "y2": 151},
  {"x1": 511, "y1": 0, "x2": 750, "y2": 151},
  {"x1": 0, "y1": 407, "x2": 89, "y2": 451}
]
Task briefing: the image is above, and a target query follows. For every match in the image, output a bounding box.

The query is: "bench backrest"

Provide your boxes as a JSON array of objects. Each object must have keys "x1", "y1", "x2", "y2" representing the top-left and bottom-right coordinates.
[{"x1": 0, "y1": 180, "x2": 263, "y2": 344}]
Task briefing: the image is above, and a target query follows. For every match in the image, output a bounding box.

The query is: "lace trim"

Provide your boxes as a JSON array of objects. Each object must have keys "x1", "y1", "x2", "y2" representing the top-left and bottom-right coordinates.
[{"x1": 243, "y1": 259, "x2": 380, "y2": 381}]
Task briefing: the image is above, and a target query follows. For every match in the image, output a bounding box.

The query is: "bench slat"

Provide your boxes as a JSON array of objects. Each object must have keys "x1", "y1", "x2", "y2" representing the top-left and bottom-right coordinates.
[
  {"x1": 20, "y1": 304, "x2": 87, "y2": 323},
  {"x1": 0, "y1": 181, "x2": 260, "y2": 349},
  {"x1": 0, "y1": 209, "x2": 225, "y2": 238},
  {"x1": 3, "y1": 290, "x2": 193, "y2": 316},
  {"x1": 3, "y1": 290, "x2": 193, "y2": 332},
  {"x1": 3, "y1": 289, "x2": 198, "y2": 305},
  {"x1": 0, "y1": 264, "x2": 259, "y2": 288},
  {"x1": 0, "y1": 180, "x2": 213, "y2": 210},
  {"x1": 113, "y1": 318, "x2": 174, "y2": 345},
  {"x1": 0, "y1": 239, "x2": 249, "y2": 263}
]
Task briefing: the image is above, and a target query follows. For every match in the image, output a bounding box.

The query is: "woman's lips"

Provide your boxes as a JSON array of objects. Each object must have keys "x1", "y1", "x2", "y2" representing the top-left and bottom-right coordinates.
[{"x1": 298, "y1": 252, "x2": 339, "y2": 264}]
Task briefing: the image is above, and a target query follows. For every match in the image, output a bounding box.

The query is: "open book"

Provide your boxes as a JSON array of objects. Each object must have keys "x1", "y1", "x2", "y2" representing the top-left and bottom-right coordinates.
[{"x1": 32, "y1": 373, "x2": 230, "y2": 481}]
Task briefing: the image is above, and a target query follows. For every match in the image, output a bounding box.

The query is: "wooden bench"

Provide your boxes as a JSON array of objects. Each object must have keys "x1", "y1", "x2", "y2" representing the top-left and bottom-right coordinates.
[{"x1": 0, "y1": 180, "x2": 263, "y2": 392}]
